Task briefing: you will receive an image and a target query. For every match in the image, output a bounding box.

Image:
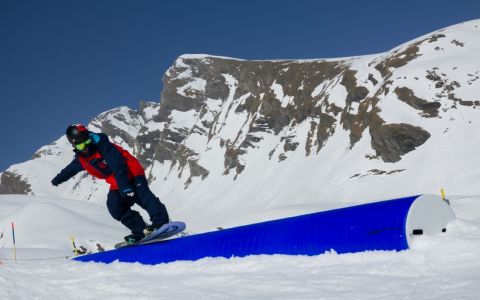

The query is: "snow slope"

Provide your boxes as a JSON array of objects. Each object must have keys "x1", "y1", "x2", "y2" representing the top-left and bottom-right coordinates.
[
  {"x1": 1, "y1": 194, "x2": 480, "y2": 299},
  {"x1": 0, "y1": 195, "x2": 125, "y2": 253}
]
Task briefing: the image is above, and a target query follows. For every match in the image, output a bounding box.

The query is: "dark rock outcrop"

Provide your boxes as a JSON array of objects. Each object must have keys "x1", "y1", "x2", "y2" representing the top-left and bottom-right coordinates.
[
  {"x1": 0, "y1": 171, "x2": 32, "y2": 194},
  {"x1": 394, "y1": 87, "x2": 441, "y2": 117},
  {"x1": 370, "y1": 123, "x2": 431, "y2": 162}
]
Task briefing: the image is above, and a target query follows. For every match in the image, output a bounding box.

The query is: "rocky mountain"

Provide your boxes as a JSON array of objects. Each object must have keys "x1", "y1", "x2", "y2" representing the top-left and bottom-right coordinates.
[{"x1": 1, "y1": 20, "x2": 479, "y2": 230}]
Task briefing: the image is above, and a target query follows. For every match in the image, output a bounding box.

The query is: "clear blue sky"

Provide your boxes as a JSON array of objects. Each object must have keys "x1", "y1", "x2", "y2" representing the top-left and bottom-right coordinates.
[{"x1": 1, "y1": 0, "x2": 479, "y2": 171}]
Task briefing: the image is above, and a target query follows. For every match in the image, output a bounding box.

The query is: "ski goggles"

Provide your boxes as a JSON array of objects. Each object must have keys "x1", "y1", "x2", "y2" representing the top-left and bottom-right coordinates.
[{"x1": 74, "y1": 138, "x2": 92, "y2": 150}]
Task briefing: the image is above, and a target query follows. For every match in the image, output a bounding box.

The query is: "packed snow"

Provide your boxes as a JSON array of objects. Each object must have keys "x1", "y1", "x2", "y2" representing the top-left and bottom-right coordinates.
[{"x1": 1, "y1": 194, "x2": 480, "y2": 299}]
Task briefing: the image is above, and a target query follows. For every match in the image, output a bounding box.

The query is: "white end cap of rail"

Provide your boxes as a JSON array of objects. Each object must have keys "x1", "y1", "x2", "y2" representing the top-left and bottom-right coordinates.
[{"x1": 406, "y1": 194, "x2": 456, "y2": 246}]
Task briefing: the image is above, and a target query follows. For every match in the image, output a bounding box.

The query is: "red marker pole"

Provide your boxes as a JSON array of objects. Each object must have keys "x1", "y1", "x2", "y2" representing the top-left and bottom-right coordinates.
[{"x1": 12, "y1": 222, "x2": 17, "y2": 263}]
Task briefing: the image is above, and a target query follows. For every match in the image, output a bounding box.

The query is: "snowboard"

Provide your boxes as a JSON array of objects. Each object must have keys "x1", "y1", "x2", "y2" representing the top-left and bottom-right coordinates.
[{"x1": 114, "y1": 221, "x2": 186, "y2": 249}]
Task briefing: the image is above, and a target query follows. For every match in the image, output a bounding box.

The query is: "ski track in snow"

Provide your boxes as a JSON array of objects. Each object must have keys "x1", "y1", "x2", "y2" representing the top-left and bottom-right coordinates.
[{"x1": 1, "y1": 195, "x2": 480, "y2": 299}]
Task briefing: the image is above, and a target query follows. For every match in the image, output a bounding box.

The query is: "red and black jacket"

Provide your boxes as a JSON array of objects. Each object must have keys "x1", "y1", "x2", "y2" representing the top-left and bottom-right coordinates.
[{"x1": 52, "y1": 133, "x2": 144, "y2": 193}]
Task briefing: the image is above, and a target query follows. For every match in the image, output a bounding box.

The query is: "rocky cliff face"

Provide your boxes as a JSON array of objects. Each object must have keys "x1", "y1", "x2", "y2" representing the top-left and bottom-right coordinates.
[
  {"x1": 143, "y1": 21, "x2": 478, "y2": 187},
  {"x1": 1, "y1": 20, "x2": 480, "y2": 226}
]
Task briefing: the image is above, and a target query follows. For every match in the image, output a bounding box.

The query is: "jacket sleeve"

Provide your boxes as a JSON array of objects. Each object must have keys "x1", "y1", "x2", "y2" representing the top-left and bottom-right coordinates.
[
  {"x1": 95, "y1": 133, "x2": 132, "y2": 194},
  {"x1": 52, "y1": 156, "x2": 84, "y2": 185}
]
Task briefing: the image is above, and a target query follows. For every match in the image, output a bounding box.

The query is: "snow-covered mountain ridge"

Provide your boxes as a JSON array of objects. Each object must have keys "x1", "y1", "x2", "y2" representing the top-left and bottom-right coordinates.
[{"x1": 1, "y1": 20, "x2": 479, "y2": 230}]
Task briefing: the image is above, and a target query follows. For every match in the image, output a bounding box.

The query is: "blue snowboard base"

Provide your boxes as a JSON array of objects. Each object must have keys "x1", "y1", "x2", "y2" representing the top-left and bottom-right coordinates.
[{"x1": 114, "y1": 221, "x2": 186, "y2": 249}]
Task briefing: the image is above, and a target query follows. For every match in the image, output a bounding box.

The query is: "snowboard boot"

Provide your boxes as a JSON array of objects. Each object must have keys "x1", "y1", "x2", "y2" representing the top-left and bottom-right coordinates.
[
  {"x1": 143, "y1": 222, "x2": 168, "y2": 236},
  {"x1": 124, "y1": 233, "x2": 145, "y2": 245}
]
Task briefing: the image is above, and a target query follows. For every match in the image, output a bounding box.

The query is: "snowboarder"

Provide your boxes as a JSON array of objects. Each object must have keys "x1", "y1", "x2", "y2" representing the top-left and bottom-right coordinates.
[{"x1": 51, "y1": 124, "x2": 170, "y2": 244}]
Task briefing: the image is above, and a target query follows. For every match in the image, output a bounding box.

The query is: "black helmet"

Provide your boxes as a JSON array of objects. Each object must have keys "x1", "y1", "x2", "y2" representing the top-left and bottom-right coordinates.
[{"x1": 66, "y1": 124, "x2": 90, "y2": 145}]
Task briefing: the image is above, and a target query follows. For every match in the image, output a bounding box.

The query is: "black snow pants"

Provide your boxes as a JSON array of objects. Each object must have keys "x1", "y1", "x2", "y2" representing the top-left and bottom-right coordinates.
[{"x1": 106, "y1": 175, "x2": 169, "y2": 236}]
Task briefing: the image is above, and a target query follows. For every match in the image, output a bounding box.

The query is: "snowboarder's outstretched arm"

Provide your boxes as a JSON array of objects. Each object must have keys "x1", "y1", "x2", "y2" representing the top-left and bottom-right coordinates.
[{"x1": 51, "y1": 156, "x2": 84, "y2": 186}]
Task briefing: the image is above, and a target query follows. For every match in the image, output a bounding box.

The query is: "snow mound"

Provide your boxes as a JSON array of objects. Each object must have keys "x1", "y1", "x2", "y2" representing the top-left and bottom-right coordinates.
[{"x1": 0, "y1": 195, "x2": 125, "y2": 253}]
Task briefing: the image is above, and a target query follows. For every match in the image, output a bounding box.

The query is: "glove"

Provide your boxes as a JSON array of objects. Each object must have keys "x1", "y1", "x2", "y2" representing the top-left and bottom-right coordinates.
[
  {"x1": 121, "y1": 188, "x2": 135, "y2": 198},
  {"x1": 51, "y1": 177, "x2": 61, "y2": 187}
]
